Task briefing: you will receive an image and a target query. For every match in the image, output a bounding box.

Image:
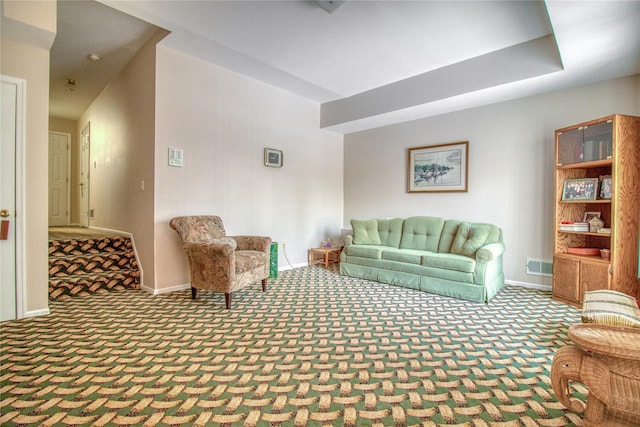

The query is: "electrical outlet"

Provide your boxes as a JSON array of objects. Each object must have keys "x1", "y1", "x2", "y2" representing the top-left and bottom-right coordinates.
[{"x1": 282, "y1": 242, "x2": 286, "y2": 249}]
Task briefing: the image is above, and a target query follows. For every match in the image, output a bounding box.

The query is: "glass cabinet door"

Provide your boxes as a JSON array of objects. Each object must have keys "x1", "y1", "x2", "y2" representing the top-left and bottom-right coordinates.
[
  {"x1": 557, "y1": 127, "x2": 583, "y2": 165},
  {"x1": 583, "y1": 120, "x2": 612, "y2": 162},
  {"x1": 557, "y1": 120, "x2": 613, "y2": 165}
]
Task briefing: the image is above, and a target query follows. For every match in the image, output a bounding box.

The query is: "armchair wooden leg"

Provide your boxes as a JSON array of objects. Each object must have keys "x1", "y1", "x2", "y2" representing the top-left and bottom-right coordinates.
[
  {"x1": 262, "y1": 278, "x2": 267, "y2": 292},
  {"x1": 225, "y1": 293, "x2": 231, "y2": 309},
  {"x1": 191, "y1": 287, "x2": 197, "y2": 300}
]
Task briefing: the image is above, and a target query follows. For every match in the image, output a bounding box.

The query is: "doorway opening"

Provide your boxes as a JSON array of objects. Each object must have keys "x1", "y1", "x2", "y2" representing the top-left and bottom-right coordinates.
[{"x1": 48, "y1": 131, "x2": 71, "y2": 226}]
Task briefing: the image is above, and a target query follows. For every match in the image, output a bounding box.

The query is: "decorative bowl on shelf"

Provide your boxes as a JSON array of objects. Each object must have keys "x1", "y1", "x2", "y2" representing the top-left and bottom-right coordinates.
[{"x1": 567, "y1": 247, "x2": 600, "y2": 256}]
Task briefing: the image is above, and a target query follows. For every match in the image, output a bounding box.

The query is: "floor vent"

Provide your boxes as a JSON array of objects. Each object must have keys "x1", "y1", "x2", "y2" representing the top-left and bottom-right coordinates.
[{"x1": 526, "y1": 258, "x2": 553, "y2": 276}]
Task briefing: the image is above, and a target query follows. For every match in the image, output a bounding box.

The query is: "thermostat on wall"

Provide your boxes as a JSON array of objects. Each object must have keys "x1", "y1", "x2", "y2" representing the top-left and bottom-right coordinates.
[{"x1": 168, "y1": 148, "x2": 183, "y2": 167}]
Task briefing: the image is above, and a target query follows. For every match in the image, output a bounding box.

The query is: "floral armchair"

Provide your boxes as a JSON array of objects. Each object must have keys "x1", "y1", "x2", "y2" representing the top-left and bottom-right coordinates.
[{"x1": 169, "y1": 215, "x2": 272, "y2": 309}]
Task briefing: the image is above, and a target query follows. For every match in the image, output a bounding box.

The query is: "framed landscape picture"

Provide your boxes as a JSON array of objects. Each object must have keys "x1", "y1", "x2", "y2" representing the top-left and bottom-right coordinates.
[{"x1": 408, "y1": 141, "x2": 468, "y2": 193}]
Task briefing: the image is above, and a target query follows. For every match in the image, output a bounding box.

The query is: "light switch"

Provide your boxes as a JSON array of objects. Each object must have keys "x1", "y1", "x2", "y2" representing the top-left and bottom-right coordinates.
[{"x1": 168, "y1": 148, "x2": 183, "y2": 167}]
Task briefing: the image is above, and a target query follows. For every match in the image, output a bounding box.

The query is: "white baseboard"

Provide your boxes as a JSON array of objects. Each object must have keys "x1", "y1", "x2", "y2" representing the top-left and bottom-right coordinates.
[
  {"x1": 142, "y1": 283, "x2": 191, "y2": 295},
  {"x1": 279, "y1": 262, "x2": 307, "y2": 271},
  {"x1": 142, "y1": 265, "x2": 306, "y2": 295},
  {"x1": 142, "y1": 271, "x2": 547, "y2": 296},
  {"x1": 505, "y1": 279, "x2": 552, "y2": 292},
  {"x1": 23, "y1": 308, "x2": 51, "y2": 318}
]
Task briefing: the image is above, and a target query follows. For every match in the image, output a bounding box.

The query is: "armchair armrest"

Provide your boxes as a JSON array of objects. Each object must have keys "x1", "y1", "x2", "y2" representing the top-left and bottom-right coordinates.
[
  {"x1": 183, "y1": 238, "x2": 238, "y2": 288},
  {"x1": 476, "y1": 242, "x2": 505, "y2": 262},
  {"x1": 184, "y1": 237, "x2": 237, "y2": 257},
  {"x1": 230, "y1": 235, "x2": 272, "y2": 253}
]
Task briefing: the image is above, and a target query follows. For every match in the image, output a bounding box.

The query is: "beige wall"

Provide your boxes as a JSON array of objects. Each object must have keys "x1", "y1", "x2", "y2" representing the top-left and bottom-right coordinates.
[
  {"x1": 1, "y1": 1, "x2": 56, "y2": 316},
  {"x1": 343, "y1": 75, "x2": 640, "y2": 288},
  {"x1": 2, "y1": 0, "x2": 56, "y2": 36},
  {"x1": 77, "y1": 30, "x2": 167, "y2": 289},
  {"x1": 153, "y1": 45, "x2": 344, "y2": 290},
  {"x1": 49, "y1": 117, "x2": 79, "y2": 223}
]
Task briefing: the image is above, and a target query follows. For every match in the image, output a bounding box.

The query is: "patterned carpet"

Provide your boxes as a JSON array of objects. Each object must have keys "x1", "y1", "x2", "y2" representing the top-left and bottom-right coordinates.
[{"x1": 1, "y1": 265, "x2": 586, "y2": 426}]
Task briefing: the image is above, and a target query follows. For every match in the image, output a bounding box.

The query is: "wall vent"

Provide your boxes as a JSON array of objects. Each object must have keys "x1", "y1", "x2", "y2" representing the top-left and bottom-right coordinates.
[{"x1": 526, "y1": 258, "x2": 553, "y2": 276}]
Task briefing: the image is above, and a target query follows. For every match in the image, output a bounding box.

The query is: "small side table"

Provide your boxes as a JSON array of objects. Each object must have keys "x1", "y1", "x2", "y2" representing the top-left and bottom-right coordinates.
[
  {"x1": 551, "y1": 323, "x2": 640, "y2": 427},
  {"x1": 309, "y1": 247, "x2": 341, "y2": 268}
]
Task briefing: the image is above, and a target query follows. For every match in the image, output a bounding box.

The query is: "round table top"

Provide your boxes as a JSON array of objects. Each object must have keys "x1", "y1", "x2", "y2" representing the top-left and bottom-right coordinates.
[
  {"x1": 569, "y1": 323, "x2": 640, "y2": 360},
  {"x1": 311, "y1": 246, "x2": 341, "y2": 252}
]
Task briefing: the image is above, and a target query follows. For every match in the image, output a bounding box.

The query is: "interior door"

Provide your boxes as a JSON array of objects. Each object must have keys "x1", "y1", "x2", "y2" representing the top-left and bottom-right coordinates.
[
  {"x1": 1, "y1": 76, "x2": 23, "y2": 321},
  {"x1": 48, "y1": 132, "x2": 70, "y2": 226},
  {"x1": 80, "y1": 123, "x2": 90, "y2": 227}
]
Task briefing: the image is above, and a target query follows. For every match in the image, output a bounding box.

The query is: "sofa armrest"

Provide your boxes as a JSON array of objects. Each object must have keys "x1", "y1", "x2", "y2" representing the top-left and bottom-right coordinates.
[
  {"x1": 476, "y1": 242, "x2": 505, "y2": 262},
  {"x1": 341, "y1": 235, "x2": 353, "y2": 263},
  {"x1": 343, "y1": 234, "x2": 354, "y2": 247},
  {"x1": 229, "y1": 236, "x2": 272, "y2": 254},
  {"x1": 473, "y1": 242, "x2": 505, "y2": 287}
]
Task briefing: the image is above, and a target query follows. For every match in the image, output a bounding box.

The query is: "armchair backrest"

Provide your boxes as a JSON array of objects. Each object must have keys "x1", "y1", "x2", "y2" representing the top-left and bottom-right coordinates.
[{"x1": 169, "y1": 215, "x2": 227, "y2": 243}]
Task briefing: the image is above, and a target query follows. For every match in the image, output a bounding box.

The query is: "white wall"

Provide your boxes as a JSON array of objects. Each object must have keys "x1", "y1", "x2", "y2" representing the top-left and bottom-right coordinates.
[
  {"x1": 344, "y1": 75, "x2": 640, "y2": 287},
  {"x1": 78, "y1": 31, "x2": 167, "y2": 288},
  {"x1": 153, "y1": 45, "x2": 344, "y2": 290},
  {"x1": 1, "y1": 1, "x2": 56, "y2": 316}
]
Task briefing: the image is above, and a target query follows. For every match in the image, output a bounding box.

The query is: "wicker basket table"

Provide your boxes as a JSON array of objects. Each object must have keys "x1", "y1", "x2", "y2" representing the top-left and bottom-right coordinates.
[{"x1": 552, "y1": 323, "x2": 640, "y2": 427}]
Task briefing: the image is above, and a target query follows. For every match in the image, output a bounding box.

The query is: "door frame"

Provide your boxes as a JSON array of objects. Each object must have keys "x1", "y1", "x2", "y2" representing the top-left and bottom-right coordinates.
[
  {"x1": 80, "y1": 122, "x2": 90, "y2": 227},
  {"x1": 1, "y1": 74, "x2": 26, "y2": 320},
  {"x1": 48, "y1": 131, "x2": 71, "y2": 226}
]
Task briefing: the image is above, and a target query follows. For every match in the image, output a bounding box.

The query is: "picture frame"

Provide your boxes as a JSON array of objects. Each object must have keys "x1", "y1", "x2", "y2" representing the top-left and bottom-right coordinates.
[
  {"x1": 561, "y1": 178, "x2": 598, "y2": 201},
  {"x1": 407, "y1": 141, "x2": 468, "y2": 193},
  {"x1": 264, "y1": 148, "x2": 283, "y2": 168},
  {"x1": 583, "y1": 211, "x2": 601, "y2": 222},
  {"x1": 599, "y1": 175, "x2": 612, "y2": 199}
]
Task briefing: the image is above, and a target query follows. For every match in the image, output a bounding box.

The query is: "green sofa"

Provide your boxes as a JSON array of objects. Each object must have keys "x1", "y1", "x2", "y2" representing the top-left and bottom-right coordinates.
[{"x1": 340, "y1": 216, "x2": 505, "y2": 303}]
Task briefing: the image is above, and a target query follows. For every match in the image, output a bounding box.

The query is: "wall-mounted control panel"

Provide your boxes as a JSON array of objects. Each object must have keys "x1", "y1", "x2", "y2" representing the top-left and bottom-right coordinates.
[{"x1": 168, "y1": 148, "x2": 183, "y2": 167}]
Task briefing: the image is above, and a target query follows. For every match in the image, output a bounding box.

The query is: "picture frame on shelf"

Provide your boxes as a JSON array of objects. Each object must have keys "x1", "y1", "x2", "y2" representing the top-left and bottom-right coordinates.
[
  {"x1": 264, "y1": 147, "x2": 283, "y2": 168},
  {"x1": 583, "y1": 211, "x2": 601, "y2": 222},
  {"x1": 407, "y1": 141, "x2": 468, "y2": 193},
  {"x1": 561, "y1": 177, "x2": 598, "y2": 201},
  {"x1": 599, "y1": 175, "x2": 612, "y2": 199}
]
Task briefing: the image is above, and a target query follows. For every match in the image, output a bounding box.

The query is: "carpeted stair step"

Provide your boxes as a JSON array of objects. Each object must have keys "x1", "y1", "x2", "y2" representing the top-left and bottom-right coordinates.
[
  {"x1": 48, "y1": 235, "x2": 140, "y2": 300},
  {"x1": 49, "y1": 250, "x2": 138, "y2": 277},
  {"x1": 49, "y1": 236, "x2": 133, "y2": 257},
  {"x1": 48, "y1": 272, "x2": 140, "y2": 300}
]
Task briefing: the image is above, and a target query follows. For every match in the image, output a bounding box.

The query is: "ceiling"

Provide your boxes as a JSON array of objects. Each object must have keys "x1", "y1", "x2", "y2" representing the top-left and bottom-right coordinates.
[
  {"x1": 51, "y1": 0, "x2": 640, "y2": 134},
  {"x1": 49, "y1": 1, "x2": 159, "y2": 120}
]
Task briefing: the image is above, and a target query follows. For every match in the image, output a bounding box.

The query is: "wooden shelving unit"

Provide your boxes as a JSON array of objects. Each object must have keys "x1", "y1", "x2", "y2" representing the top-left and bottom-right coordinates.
[{"x1": 553, "y1": 114, "x2": 640, "y2": 306}]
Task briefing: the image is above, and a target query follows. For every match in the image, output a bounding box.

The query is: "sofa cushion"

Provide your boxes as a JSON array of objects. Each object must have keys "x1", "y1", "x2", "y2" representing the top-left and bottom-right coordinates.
[
  {"x1": 438, "y1": 220, "x2": 461, "y2": 253},
  {"x1": 582, "y1": 290, "x2": 640, "y2": 328},
  {"x1": 484, "y1": 224, "x2": 502, "y2": 244},
  {"x1": 345, "y1": 245, "x2": 384, "y2": 259},
  {"x1": 351, "y1": 219, "x2": 381, "y2": 245},
  {"x1": 399, "y1": 216, "x2": 445, "y2": 252},
  {"x1": 421, "y1": 252, "x2": 476, "y2": 273},
  {"x1": 381, "y1": 248, "x2": 431, "y2": 265},
  {"x1": 451, "y1": 222, "x2": 491, "y2": 257},
  {"x1": 378, "y1": 218, "x2": 404, "y2": 248}
]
